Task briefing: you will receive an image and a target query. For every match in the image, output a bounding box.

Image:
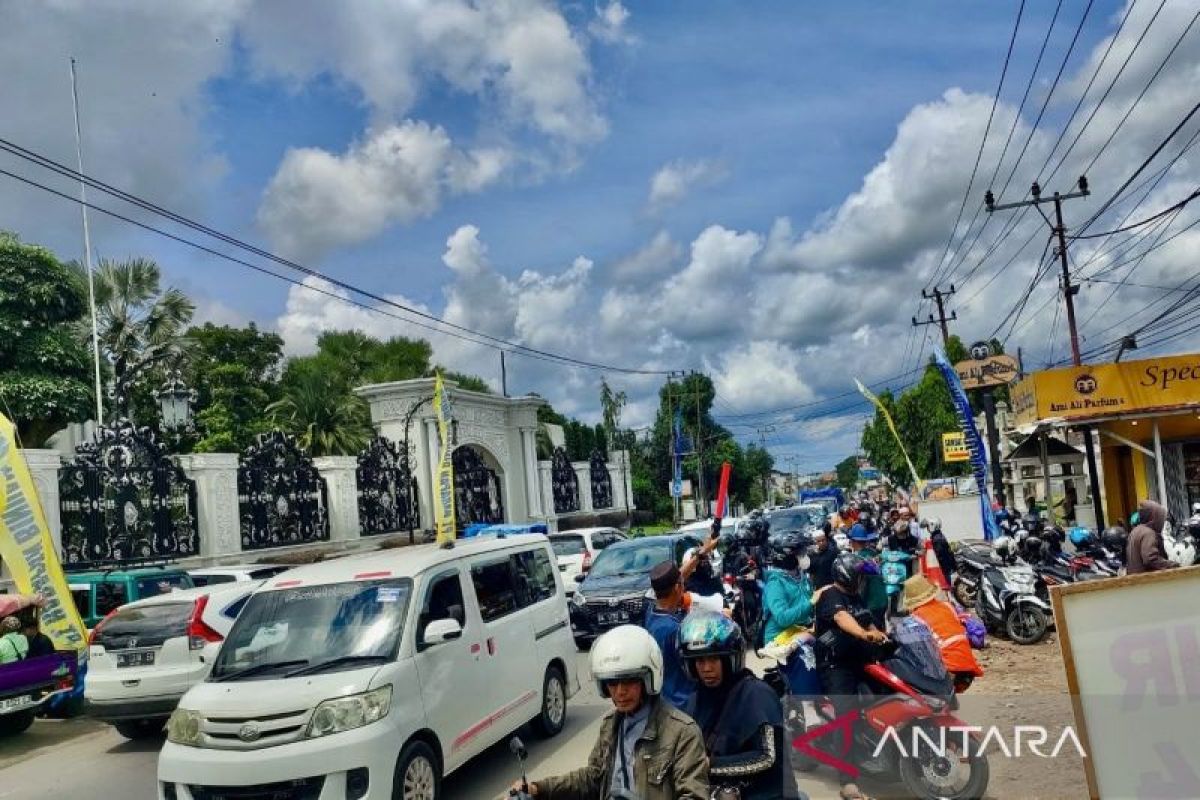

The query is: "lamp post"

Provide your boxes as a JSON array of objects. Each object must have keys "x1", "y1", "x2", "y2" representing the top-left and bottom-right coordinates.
[{"x1": 155, "y1": 370, "x2": 196, "y2": 448}]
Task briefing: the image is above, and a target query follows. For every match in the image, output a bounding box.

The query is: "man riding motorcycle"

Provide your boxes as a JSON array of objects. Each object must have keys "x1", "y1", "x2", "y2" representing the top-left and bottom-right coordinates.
[
  {"x1": 678, "y1": 611, "x2": 804, "y2": 800},
  {"x1": 517, "y1": 625, "x2": 709, "y2": 800}
]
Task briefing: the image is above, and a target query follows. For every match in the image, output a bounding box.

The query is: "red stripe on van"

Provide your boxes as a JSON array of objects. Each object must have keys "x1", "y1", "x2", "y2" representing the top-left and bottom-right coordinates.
[
  {"x1": 275, "y1": 580, "x2": 302, "y2": 587},
  {"x1": 354, "y1": 571, "x2": 392, "y2": 579},
  {"x1": 452, "y1": 690, "x2": 536, "y2": 752}
]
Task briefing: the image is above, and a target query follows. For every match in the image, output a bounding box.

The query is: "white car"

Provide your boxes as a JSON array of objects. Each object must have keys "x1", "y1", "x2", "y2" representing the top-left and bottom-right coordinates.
[
  {"x1": 85, "y1": 581, "x2": 261, "y2": 740},
  {"x1": 548, "y1": 527, "x2": 627, "y2": 595},
  {"x1": 158, "y1": 533, "x2": 578, "y2": 800},
  {"x1": 188, "y1": 564, "x2": 294, "y2": 587}
]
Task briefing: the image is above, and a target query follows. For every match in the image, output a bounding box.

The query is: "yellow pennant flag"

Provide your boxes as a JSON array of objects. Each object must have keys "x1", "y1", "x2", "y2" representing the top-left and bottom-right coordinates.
[
  {"x1": 432, "y1": 373, "x2": 457, "y2": 545},
  {"x1": 855, "y1": 379, "x2": 925, "y2": 493},
  {"x1": 0, "y1": 413, "x2": 87, "y2": 652}
]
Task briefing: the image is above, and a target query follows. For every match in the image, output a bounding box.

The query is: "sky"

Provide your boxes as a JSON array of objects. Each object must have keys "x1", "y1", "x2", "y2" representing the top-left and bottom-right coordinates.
[{"x1": 3, "y1": 0, "x2": 1200, "y2": 472}]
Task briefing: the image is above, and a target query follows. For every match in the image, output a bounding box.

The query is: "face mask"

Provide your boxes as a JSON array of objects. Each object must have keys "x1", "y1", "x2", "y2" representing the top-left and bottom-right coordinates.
[{"x1": 797, "y1": 555, "x2": 811, "y2": 571}]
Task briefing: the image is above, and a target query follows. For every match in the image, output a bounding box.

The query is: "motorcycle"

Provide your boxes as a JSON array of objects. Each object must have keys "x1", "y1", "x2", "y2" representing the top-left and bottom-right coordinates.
[
  {"x1": 723, "y1": 562, "x2": 763, "y2": 648},
  {"x1": 976, "y1": 558, "x2": 1050, "y2": 644},
  {"x1": 951, "y1": 541, "x2": 997, "y2": 608},
  {"x1": 1162, "y1": 517, "x2": 1198, "y2": 567},
  {"x1": 790, "y1": 634, "x2": 990, "y2": 799}
]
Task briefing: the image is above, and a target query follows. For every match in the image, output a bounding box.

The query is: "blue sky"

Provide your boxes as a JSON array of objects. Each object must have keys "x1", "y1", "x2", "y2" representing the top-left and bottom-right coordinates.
[{"x1": 4, "y1": 0, "x2": 1198, "y2": 471}]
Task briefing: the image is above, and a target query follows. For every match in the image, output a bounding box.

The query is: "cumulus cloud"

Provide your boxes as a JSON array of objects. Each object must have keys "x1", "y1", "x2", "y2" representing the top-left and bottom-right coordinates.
[
  {"x1": 706, "y1": 341, "x2": 816, "y2": 412},
  {"x1": 647, "y1": 158, "x2": 729, "y2": 212},
  {"x1": 590, "y1": 1, "x2": 633, "y2": 45},
  {"x1": 609, "y1": 230, "x2": 682, "y2": 284}
]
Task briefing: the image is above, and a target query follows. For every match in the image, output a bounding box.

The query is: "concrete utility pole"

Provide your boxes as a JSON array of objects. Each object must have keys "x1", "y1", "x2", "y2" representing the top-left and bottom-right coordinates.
[
  {"x1": 755, "y1": 425, "x2": 775, "y2": 503},
  {"x1": 692, "y1": 371, "x2": 706, "y2": 516},
  {"x1": 986, "y1": 177, "x2": 1105, "y2": 529},
  {"x1": 912, "y1": 285, "x2": 958, "y2": 347}
]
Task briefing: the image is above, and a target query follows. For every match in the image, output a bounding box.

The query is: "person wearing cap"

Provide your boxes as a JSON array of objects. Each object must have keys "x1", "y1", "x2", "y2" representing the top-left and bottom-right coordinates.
[
  {"x1": 847, "y1": 524, "x2": 888, "y2": 628},
  {"x1": 643, "y1": 561, "x2": 698, "y2": 709},
  {"x1": 902, "y1": 575, "x2": 983, "y2": 692}
]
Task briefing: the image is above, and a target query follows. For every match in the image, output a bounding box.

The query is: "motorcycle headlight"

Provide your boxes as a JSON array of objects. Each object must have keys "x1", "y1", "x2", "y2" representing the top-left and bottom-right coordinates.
[
  {"x1": 306, "y1": 685, "x2": 392, "y2": 739},
  {"x1": 166, "y1": 708, "x2": 203, "y2": 747}
]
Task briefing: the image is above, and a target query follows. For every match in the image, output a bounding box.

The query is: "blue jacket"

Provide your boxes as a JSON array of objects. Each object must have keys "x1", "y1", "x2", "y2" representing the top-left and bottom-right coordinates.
[
  {"x1": 642, "y1": 604, "x2": 695, "y2": 709},
  {"x1": 762, "y1": 568, "x2": 814, "y2": 643}
]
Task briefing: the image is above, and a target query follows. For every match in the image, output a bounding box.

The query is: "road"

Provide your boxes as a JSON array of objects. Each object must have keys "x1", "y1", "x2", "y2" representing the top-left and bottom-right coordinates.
[{"x1": 0, "y1": 652, "x2": 848, "y2": 799}]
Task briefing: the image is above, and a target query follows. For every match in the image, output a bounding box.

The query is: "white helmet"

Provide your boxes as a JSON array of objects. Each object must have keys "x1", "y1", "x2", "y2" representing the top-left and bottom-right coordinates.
[
  {"x1": 1164, "y1": 531, "x2": 1198, "y2": 567},
  {"x1": 994, "y1": 535, "x2": 1015, "y2": 559},
  {"x1": 590, "y1": 625, "x2": 663, "y2": 697},
  {"x1": 927, "y1": 517, "x2": 942, "y2": 532}
]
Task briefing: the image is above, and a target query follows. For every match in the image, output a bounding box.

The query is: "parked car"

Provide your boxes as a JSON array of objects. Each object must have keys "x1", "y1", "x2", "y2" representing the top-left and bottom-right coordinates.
[
  {"x1": 548, "y1": 527, "x2": 627, "y2": 596},
  {"x1": 158, "y1": 533, "x2": 577, "y2": 800},
  {"x1": 0, "y1": 594, "x2": 82, "y2": 738},
  {"x1": 568, "y1": 532, "x2": 704, "y2": 650},
  {"x1": 68, "y1": 566, "x2": 195, "y2": 629},
  {"x1": 84, "y1": 580, "x2": 260, "y2": 740},
  {"x1": 187, "y1": 564, "x2": 293, "y2": 587}
]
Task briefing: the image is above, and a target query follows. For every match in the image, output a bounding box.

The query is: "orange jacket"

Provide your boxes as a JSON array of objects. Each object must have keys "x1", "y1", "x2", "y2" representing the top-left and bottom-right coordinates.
[{"x1": 912, "y1": 599, "x2": 983, "y2": 677}]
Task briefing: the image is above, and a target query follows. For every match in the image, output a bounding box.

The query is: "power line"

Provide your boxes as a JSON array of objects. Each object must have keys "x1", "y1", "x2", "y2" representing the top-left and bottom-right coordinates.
[
  {"x1": 0, "y1": 139, "x2": 675, "y2": 376},
  {"x1": 1071, "y1": 188, "x2": 1200, "y2": 239}
]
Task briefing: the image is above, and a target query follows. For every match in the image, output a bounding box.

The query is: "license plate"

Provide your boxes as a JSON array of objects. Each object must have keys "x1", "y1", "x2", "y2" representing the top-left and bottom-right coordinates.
[
  {"x1": 597, "y1": 611, "x2": 627, "y2": 625},
  {"x1": 0, "y1": 695, "x2": 32, "y2": 714},
  {"x1": 116, "y1": 650, "x2": 156, "y2": 668}
]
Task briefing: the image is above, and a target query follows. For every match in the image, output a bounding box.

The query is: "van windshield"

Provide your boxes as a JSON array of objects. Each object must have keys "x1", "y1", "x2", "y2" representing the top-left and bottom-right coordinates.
[{"x1": 211, "y1": 578, "x2": 412, "y2": 681}]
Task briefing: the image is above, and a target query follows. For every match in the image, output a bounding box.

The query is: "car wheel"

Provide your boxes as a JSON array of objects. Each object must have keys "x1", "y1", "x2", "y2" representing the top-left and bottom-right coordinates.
[
  {"x1": 113, "y1": 719, "x2": 165, "y2": 740},
  {"x1": 393, "y1": 740, "x2": 441, "y2": 800},
  {"x1": 534, "y1": 666, "x2": 567, "y2": 737}
]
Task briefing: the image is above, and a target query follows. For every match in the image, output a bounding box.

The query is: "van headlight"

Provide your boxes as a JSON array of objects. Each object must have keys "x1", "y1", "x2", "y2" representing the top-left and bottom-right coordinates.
[
  {"x1": 306, "y1": 685, "x2": 392, "y2": 739},
  {"x1": 166, "y1": 708, "x2": 203, "y2": 746},
  {"x1": 572, "y1": 591, "x2": 586, "y2": 607}
]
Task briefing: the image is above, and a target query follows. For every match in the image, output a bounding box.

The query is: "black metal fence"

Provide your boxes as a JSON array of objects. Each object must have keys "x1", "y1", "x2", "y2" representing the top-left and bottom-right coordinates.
[
  {"x1": 357, "y1": 435, "x2": 419, "y2": 536},
  {"x1": 590, "y1": 450, "x2": 613, "y2": 509},
  {"x1": 453, "y1": 445, "x2": 504, "y2": 530},
  {"x1": 551, "y1": 447, "x2": 580, "y2": 514},
  {"x1": 238, "y1": 431, "x2": 329, "y2": 550}
]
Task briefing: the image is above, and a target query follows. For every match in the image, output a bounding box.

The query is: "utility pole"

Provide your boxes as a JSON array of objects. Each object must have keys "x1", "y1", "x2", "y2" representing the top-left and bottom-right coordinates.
[
  {"x1": 666, "y1": 372, "x2": 679, "y2": 524},
  {"x1": 692, "y1": 371, "x2": 706, "y2": 517},
  {"x1": 755, "y1": 426, "x2": 775, "y2": 504},
  {"x1": 986, "y1": 177, "x2": 1105, "y2": 528},
  {"x1": 500, "y1": 351, "x2": 508, "y2": 397},
  {"x1": 912, "y1": 285, "x2": 958, "y2": 347}
]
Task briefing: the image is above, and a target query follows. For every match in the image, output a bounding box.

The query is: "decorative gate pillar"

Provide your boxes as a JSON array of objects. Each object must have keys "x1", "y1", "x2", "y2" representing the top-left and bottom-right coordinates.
[
  {"x1": 177, "y1": 453, "x2": 240, "y2": 558},
  {"x1": 312, "y1": 456, "x2": 361, "y2": 542},
  {"x1": 22, "y1": 450, "x2": 63, "y2": 555},
  {"x1": 573, "y1": 462, "x2": 593, "y2": 513},
  {"x1": 520, "y1": 428, "x2": 542, "y2": 517}
]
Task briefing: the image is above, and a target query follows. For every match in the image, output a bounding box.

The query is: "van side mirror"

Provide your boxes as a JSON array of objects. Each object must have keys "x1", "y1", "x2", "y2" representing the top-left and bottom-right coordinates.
[
  {"x1": 573, "y1": 573, "x2": 586, "y2": 583},
  {"x1": 423, "y1": 618, "x2": 463, "y2": 645}
]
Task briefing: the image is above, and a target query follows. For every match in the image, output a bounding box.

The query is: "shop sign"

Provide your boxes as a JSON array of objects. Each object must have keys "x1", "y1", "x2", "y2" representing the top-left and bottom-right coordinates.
[
  {"x1": 1010, "y1": 352, "x2": 1200, "y2": 426},
  {"x1": 942, "y1": 431, "x2": 969, "y2": 462},
  {"x1": 953, "y1": 354, "x2": 1020, "y2": 389}
]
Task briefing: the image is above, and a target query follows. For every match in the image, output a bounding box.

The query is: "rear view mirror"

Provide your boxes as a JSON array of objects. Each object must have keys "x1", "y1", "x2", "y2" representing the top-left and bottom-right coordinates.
[
  {"x1": 573, "y1": 573, "x2": 586, "y2": 583},
  {"x1": 423, "y1": 618, "x2": 463, "y2": 645}
]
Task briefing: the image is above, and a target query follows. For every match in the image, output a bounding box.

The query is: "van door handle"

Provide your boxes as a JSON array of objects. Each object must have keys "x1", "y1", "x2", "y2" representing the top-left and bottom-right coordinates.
[{"x1": 487, "y1": 637, "x2": 496, "y2": 656}]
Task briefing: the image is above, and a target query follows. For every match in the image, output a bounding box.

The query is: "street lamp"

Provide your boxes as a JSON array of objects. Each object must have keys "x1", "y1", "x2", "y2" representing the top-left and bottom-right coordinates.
[{"x1": 155, "y1": 371, "x2": 197, "y2": 437}]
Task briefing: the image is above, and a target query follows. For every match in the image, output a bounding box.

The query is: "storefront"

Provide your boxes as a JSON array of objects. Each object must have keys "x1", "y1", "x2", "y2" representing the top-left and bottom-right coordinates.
[{"x1": 1011, "y1": 352, "x2": 1200, "y2": 526}]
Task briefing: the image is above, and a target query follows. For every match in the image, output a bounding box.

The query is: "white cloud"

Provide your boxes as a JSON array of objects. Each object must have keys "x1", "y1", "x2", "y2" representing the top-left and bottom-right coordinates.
[
  {"x1": 258, "y1": 122, "x2": 509, "y2": 258},
  {"x1": 707, "y1": 341, "x2": 815, "y2": 412},
  {"x1": 609, "y1": 230, "x2": 682, "y2": 284},
  {"x1": 647, "y1": 158, "x2": 728, "y2": 212},
  {"x1": 590, "y1": 1, "x2": 633, "y2": 45}
]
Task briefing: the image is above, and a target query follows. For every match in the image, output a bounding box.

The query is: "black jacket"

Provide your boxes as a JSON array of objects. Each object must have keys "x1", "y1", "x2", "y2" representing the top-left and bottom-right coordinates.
[
  {"x1": 807, "y1": 545, "x2": 837, "y2": 589},
  {"x1": 685, "y1": 669, "x2": 799, "y2": 799}
]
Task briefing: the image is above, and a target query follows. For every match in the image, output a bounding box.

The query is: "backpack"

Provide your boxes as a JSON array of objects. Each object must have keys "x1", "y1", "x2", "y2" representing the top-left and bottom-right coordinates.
[{"x1": 950, "y1": 601, "x2": 987, "y2": 649}]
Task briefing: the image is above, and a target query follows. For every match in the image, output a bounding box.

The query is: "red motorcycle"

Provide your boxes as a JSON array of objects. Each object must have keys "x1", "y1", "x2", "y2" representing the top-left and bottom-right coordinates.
[{"x1": 791, "y1": 639, "x2": 990, "y2": 800}]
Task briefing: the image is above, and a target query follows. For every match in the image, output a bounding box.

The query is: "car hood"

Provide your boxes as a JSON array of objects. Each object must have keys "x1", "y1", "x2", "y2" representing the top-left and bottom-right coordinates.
[
  {"x1": 178, "y1": 667, "x2": 384, "y2": 717},
  {"x1": 578, "y1": 572, "x2": 649, "y2": 598}
]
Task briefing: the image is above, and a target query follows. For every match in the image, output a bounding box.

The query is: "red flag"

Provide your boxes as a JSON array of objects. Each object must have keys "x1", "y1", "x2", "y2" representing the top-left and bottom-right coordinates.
[{"x1": 715, "y1": 461, "x2": 732, "y2": 519}]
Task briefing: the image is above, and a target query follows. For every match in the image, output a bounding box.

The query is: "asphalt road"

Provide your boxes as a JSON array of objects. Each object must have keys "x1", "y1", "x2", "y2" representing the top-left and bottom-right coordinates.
[{"x1": 0, "y1": 652, "x2": 848, "y2": 800}]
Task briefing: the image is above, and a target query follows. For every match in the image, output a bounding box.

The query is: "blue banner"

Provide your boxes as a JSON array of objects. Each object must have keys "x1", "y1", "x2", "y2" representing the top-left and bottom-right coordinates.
[
  {"x1": 932, "y1": 348, "x2": 1000, "y2": 541},
  {"x1": 671, "y1": 407, "x2": 684, "y2": 498}
]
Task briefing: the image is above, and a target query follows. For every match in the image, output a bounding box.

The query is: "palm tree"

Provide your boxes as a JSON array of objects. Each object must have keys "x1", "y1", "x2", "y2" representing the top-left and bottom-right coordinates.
[
  {"x1": 90, "y1": 258, "x2": 194, "y2": 419},
  {"x1": 266, "y1": 370, "x2": 373, "y2": 456}
]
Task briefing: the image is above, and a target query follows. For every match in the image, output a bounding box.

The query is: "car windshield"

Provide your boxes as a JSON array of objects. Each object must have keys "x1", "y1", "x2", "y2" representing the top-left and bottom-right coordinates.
[
  {"x1": 768, "y1": 508, "x2": 823, "y2": 532},
  {"x1": 134, "y1": 573, "x2": 194, "y2": 598},
  {"x1": 550, "y1": 535, "x2": 586, "y2": 557},
  {"x1": 211, "y1": 578, "x2": 412, "y2": 680},
  {"x1": 588, "y1": 541, "x2": 671, "y2": 578}
]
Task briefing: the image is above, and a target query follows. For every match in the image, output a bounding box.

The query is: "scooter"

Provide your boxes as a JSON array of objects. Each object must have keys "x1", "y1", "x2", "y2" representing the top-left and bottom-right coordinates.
[
  {"x1": 976, "y1": 558, "x2": 1050, "y2": 644},
  {"x1": 951, "y1": 541, "x2": 997, "y2": 608}
]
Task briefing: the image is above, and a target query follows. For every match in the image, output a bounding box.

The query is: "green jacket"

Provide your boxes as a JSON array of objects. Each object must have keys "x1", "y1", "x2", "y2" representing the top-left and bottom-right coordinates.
[
  {"x1": 0, "y1": 632, "x2": 28, "y2": 664},
  {"x1": 535, "y1": 696, "x2": 709, "y2": 800},
  {"x1": 763, "y1": 568, "x2": 814, "y2": 643},
  {"x1": 857, "y1": 547, "x2": 889, "y2": 613}
]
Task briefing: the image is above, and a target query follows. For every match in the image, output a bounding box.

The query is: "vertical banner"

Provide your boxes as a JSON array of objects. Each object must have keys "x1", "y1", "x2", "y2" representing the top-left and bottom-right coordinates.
[
  {"x1": 0, "y1": 414, "x2": 87, "y2": 652},
  {"x1": 432, "y1": 373, "x2": 456, "y2": 545},
  {"x1": 855, "y1": 379, "x2": 924, "y2": 494},
  {"x1": 714, "y1": 461, "x2": 732, "y2": 519},
  {"x1": 931, "y1": 348, "x2": 1001, "y2": 541},
  {"x1": 671, "y1": 407, "x2": 684, "y2": 499}
]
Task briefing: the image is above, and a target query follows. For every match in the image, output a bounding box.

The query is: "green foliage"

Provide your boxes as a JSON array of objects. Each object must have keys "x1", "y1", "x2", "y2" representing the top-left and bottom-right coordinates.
[
  {"x1": 438, "y1": 370, "x2": 492, "y2": 394},
  {"x1": 0, "y1": 233, "x2": 93, "y2": 445},
  {"x1": 535, "y1": 403, "x2": 605, "y2": 460},
  {"x1": 835, "y1": 454, "x2": 860, "y2": 490},
  {"x1": 187, "y1": 324, "x2": 284, "y2": 453},
  {"x1": 267, "y1": 367, "x2": 373, "y2": 456}
]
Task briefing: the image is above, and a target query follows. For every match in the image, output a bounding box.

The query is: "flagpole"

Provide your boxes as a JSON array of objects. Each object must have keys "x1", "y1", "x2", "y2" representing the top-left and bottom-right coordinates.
[{"x1": 70, "y1": 57, "x2": 105, "y2": 425}]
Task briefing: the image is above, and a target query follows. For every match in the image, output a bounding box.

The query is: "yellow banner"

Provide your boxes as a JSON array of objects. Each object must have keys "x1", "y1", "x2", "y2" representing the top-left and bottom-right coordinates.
[
  {"x1": 942, "y1": 431, "x2": 969, "y2": 462},
  {"x1": 856, "y1": 379, "x2": 924, "y2": 492},
  {"x1": 0, "y1": 414, "x2": 87, "y2": 652},
  {"x1": 432, "y1": 373, "x2": 456, "y2": 545},
  {"x1": 1012, "y1": 352, "x2": 1200, "y2": 427}
]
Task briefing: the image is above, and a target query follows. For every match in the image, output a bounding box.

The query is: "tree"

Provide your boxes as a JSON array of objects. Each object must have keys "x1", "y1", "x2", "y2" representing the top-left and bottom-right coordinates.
[
  {"x1": 91, "y1": 257, "x2": 194, "y2": 420},
  {"x1": 267, "y1": 367, "x2": 372, "y2": 456},
  {"x1": 599, "y1": 378, "x2": 628, "y2": 451},
  {"x1": 187, "y1": 323, "x2": 285, "y2": 453},
  {"x1": 835, "y1": 454, "x2": 860, "y2": 490},
  {"x1": 438, "y1": 370, "x2": 491, "y2": 394},
  {"x1": 0, "y1": 233, "x2": 93, "y2": 445}
]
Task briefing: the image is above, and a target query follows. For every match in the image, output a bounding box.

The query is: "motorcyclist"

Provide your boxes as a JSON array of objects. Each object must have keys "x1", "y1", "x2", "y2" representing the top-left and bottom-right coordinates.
[
  {"x1": 807, "y1": 522, "x2": 838, "y2": 589},
  {"x1": 678, "y1": 612, "x2": 804, "y2": 800},
  {"x1": 762, "y1": 532, "x2": 814, "y2": 645},
  {"x1": 644, "y1": 562, "x2": 699, "y2": 709},
  {"x1": 885, "y1": 519, "x2": 920, "y2": 578},
  {"x1": 517, "y1": 625, "x2": 709, "y2": 799},
  {"x1": 813, "y1": 553, "x2": 888, "y2": 800},
  {"x1": 682, "y1": 531, "x2": 724, "y2": 599},
  {"x1": 847, "y1": 524, "x2": 888, "y2": 628}
]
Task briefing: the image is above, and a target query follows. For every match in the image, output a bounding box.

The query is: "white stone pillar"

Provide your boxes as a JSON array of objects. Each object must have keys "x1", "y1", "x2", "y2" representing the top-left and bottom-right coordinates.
[
  {"x1": 22, "y1": 449, "x2": 63, "y2": 556},
  {"x1": 411, "y1": 418, "x2": 434, "y2": 533},
  {"x1": 313, "y1": 456, "x2": 361, "y2": 542},
  {"x1": 177, "y1": 453, "x2": 240, "y2": 558},
  {"x1": 521, "y1": 428, "x2": 541, "y2": 517},
  {"x1": 539, "y1": 461, "x2": 555, "y2": 521},
  {"x1": 574, "y1": 463, "x2": 593, "y2": 512}
]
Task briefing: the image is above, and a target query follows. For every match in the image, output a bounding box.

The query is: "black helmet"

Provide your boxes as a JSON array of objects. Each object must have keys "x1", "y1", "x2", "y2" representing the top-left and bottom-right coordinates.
[
  {"x1": 1023, "y1": 534, "x2": 1045, "y2": 560},
  {"x1": 677, "y1": 610, "x2": 745, "y2": 681},
  {"x1": 1021, "y1": 513, "x2": 1041, "y2": 532},
  {"x1": 769, "y1": 530, "x2": 813, "y2": 569},
  {"x1": 832, "y1": 552, "x2": 868, "y2": 595},
  {"x1": 1101, "y1": 526, "x2": 1128, "y2": 552},
  {"x1": 740, "y1": 516, "x2": 769, "y2": 544}
]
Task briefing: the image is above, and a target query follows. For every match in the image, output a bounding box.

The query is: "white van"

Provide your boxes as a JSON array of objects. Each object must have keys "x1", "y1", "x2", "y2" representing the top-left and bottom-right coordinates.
[{"x1": 157, "y1": 533, "x2": 577, "y2": 800}]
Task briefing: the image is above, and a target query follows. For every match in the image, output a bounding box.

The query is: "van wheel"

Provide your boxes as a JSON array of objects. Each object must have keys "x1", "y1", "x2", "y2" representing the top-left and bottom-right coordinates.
[
  {"x1": 393, "y1": 740, "x2": 441, "y2": 800},
  {"x1": 113, "y1": 719, "x2": 165, "y2": 740},
  {"x1": 0, "y1": 710, "x2": 35, "y2": 737},
  {"x1": 534, "y1": 666, "x2": 567, "y2": 737}
]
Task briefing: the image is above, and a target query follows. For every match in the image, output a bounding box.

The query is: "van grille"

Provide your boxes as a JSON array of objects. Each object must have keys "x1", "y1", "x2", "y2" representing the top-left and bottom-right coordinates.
[
  {"x1": 187, "y1": 776, "x2": 324, "y2": 800},
  {"x1": 198, "y1": 708, "x2": 311, "y2": 750}
]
